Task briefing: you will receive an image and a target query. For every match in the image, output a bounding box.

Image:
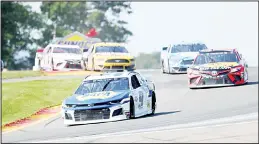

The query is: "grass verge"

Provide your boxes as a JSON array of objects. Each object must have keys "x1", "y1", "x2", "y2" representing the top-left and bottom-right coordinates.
[
  {"x1": 2, "y1": 79, "x2": 82, "y2": 125},
  {"x1": 2, "y1": 71, "x2": 46, "y2": 79}
]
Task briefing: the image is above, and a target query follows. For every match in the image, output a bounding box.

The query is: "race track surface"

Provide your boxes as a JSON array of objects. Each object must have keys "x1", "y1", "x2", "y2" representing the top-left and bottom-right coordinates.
[{"x1": 2, "y1": 68, "x2": 258, "y2": 143}]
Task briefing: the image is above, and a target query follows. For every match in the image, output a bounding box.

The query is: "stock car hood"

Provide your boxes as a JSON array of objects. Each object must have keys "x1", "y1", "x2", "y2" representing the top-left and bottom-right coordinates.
[
  {"x1": 94, "y1": 53, "x2": 134, "y2": 60},
  {"x1": 53, "y1": 53, "x2": 82, "y2": 61},
  {"x1": 64, "y1": 90, "x2": 130, "y2": 105},
  {"x1": 169, "y1": 52, "x2": 198, "y2": 66},
  {"x1": 192, "y1": 62, "x2": 240, "y2": 71}
]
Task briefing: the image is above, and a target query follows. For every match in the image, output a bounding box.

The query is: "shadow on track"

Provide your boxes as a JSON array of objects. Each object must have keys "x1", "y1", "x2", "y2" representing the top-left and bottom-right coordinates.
[
  {"x1": 165, "y1": 73, "x2": 187, "y2": 76},
  {"x1": 245, "y1": 81, "x2": 259, "y2": 86},
  {"x1": 67, "y1": 111, "x2": 181, "y2": 127},
  {"x1": 141, "y1": 110, "x2": 181, "y2": 119},
  {"x1": 191, "y1": 81, "x2": 258, "y2": 90}
]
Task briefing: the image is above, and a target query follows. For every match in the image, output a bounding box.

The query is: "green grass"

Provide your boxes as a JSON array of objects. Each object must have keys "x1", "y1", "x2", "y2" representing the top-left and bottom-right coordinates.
[
  {"x1": 2, "y1": 79, "x2": 82, "y2": 125},
  {"x1": 2, "y1": 71, "x2": 46, "y2": 79}
]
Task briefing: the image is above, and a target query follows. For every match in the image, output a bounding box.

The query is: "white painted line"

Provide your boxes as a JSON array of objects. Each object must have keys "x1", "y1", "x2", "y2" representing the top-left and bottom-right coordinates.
[{"x1": 28, "y1": 112, "x2": 258, "y2": 143}]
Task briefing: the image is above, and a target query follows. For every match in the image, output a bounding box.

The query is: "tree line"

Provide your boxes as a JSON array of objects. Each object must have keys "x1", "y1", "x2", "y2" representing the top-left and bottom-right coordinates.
[{"x1": 1, "y1": 2, "x2": 133, "y2": 70}]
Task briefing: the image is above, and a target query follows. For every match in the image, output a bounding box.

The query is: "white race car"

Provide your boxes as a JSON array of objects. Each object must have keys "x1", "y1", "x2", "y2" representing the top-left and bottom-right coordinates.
[
  {"x1": 61, "y1": 71, "x2": 157, "y2": 125},
  {"x1": 161, "y1": 43, "x2": 207, "y2": 74},
  {"x1": 40, "y1": 44, "x2": 82, "y2": 71}
]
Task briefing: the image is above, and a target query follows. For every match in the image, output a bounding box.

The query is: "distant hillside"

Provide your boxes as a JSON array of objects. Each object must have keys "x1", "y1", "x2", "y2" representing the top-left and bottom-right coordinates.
[{"x1": 135, "y1": 52, "x2": 161, "y2": 69}]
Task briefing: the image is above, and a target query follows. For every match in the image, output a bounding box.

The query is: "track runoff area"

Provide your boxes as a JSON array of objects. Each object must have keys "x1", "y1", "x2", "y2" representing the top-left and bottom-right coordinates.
[{"x1": 2, "y1": 67, "x2": 258, "y2": 143}]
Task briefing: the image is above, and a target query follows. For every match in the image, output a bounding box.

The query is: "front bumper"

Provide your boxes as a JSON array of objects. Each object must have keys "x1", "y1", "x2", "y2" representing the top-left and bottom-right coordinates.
[
  {"x1": 54, "y1": 60, "x2": 82, "y2": 71},
  {"x1": 188, "y1": 71, "x2": 245, "y2": 88},
  {"x1": 61, "y1": 102, "x2": 130, "y2": 125},
  {"x1": 170, "y1": 65, "x2": 190, "y2": 74},
  {"x1": 95, "y1": 62, "x2": 136, "y2": 71}
]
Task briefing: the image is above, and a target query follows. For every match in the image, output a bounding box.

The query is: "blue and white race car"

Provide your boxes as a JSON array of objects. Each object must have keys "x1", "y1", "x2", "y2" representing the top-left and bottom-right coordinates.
[{"x1": 61, "y1": 71, "x2": 157, "y2": 125}]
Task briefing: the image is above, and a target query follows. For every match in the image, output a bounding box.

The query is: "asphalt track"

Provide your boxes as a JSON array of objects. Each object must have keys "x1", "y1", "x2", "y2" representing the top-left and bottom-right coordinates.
[{"x1": 2, "y1": 68, "x2": 258, "y2": 143}]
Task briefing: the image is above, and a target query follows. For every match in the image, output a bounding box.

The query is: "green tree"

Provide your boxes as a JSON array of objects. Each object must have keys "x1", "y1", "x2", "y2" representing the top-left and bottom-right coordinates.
[
  {"x1": 1, "y1": 2, "x2": 43, "y2": 70},
  {"x1": 1, "y1": 1, "x2": 134, "y2": 70},
  {"x1": 40, "y1": 1, "x2": 133, "y2": 43}
]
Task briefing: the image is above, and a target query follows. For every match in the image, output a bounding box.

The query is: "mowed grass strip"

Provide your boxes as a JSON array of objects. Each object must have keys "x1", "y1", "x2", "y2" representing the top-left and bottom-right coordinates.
[
  {"x1": 2, "y1": 79, "x2": 82, "y2": 125},
  {"x1": 2, "y1": 71, "x2": 46, "y2": 79}
]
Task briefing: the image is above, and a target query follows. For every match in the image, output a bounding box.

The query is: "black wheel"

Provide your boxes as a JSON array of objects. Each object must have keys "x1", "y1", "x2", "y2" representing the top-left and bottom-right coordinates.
[
  {"x1": 86, "y1": 60, "x2": 91, "y2": 71},
  {"x1": 244, "y1": 69, "x2": 249, "y2": 84},
  {"x1": 81, "y1": 60, "x2": 86, "y2": 70},
  {"x1": 130, "y1": 97, "x2": 135, "y2": 119},
  {"x1": 51, "y1": 59, "x2": 54, "y2": 70},
  {"x1": 91, "y1": 59, "x2": 95, "y2": 71},
  {"x1": 161, "y1": 61, "x2": 165, "y2": 74},
  {"x1": 150, "y1": 92, "x2": 156, "y2": 115}
]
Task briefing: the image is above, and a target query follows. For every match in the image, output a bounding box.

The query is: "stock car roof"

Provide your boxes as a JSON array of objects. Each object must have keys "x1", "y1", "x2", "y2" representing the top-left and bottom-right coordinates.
[
  {"x1": 83, "y1": 71, "x2": 134, "y2": 81},
  {"x1": 200, "y1": 48, "x2": 236, "y2": 53},
  {"x1": 93, "y1": 42, "x2": 125, "y2": 47}
]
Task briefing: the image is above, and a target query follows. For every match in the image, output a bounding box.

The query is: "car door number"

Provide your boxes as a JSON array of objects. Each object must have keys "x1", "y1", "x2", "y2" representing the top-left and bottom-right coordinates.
[{"x1": 138, "y1": 91, "x2": 144, "y2": 109}]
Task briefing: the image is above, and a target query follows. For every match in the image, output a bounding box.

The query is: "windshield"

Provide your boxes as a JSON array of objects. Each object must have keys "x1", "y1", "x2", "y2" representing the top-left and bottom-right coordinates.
[
  {"x1": 194, "y1": 51, "x2": 238, "y2": 65},
  {"x1": 53, "y1": 47, "x2": 81, "y2": 54},
  {"x1": 171, "y1": 43, "x2": 207, "y2": 53},
  {"x1": 75, "y1": 77, "x2": 129, "y2": 95},
  {"x1": 181, "y1": 59, "x2": 194, "y2": 65},
  {"x1": 95, "y1": 46, "x2": 128, "y2": 53}
]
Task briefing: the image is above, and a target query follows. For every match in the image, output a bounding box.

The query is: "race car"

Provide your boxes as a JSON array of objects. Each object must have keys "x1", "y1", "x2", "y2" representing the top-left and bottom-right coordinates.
[
  {"x1": 61, "y1": 71, "x2": 157, "y2": 125},
  {"x1": 161, "y1": 42, "x2": 207, "y2": 74},
  {"x1": 187, "y1": 48, "x2": 248, "y2": 88},
  {"x1": 84, "y1": 42, "x2": 136, "y2": 71},
  {"x1": 40, "y1": 44, "x2": 83, "y2": 71}
]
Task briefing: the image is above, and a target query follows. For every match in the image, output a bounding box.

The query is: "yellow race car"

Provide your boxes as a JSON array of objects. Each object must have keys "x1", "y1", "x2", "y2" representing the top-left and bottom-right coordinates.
[{"x1": 85, "y1": 42, "x2": 136, "y2": 71}]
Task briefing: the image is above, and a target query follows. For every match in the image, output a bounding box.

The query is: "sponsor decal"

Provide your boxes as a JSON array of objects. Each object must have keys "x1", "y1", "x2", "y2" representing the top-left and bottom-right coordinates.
[
  {"x1": 76, "y1": 91, "x2": 117, "y2": 101},
  {"x1": 147, "y1": 101, "x2": 150, "y2": 108},
  {"x1": 199, "y1": 66, "x2": 231, "y2": 71},
  {"x1": 56, "y1": 32, "x2": 100, "y2": 50},
  {"x1": 198, "y1": 62, "x2": 239, "y2": 71}
]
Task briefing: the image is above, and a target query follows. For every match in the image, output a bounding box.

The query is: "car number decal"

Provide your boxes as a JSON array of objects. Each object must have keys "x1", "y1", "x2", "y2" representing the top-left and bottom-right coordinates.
[{"x1": 138, "y1": 91, "x2": 144, "y2": 109}]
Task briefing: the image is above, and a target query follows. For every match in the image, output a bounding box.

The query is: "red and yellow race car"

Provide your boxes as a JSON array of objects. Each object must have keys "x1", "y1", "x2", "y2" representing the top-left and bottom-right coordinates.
[{"x1": 187, "y1": 48, "x2": 248, "y2": 89}]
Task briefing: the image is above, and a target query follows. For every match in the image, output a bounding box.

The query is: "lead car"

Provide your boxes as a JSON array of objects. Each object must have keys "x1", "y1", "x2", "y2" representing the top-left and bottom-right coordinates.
[{"x1": 61, "y1": 71, "x2": 157, "y2": 126}]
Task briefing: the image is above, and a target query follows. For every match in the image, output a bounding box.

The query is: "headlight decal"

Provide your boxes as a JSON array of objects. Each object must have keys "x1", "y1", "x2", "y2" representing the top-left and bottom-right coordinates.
[
  {"x1": 120, "y1": 97, "x2": 130, "y2": 104},
  {"x1": 230, "y1": 67, "x2": 242, "y2": 73}
]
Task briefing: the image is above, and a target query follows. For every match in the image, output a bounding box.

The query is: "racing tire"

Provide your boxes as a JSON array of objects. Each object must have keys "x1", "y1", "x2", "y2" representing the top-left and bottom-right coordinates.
[
  {"x1": 81, "y1": 60, "x2": 86, "y2": 71},
  {"x1": 167, "y1": 60, "x2": 171, "y2": 74},
  {"x1": 129, "y1": 97, "x2": 135, "y2": 119},
  {"x1": 244, "y1": 69, "x2": 249, "y2": 84},
  {"x1": 86, "y1": 61, "x2": 91, "y2": 71},
  {"x1": 51, "y1": 59, "x2": 54, "y2": 71},
  {"x1": 150, "y1": 92, "x2": 156, "y2": 115},
  {"x1": 161, "y1": 61, "x2": 165, "y2": 74},
  {"x1": 91, "y1": 59, "x2": 95, "y2": 71}
]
